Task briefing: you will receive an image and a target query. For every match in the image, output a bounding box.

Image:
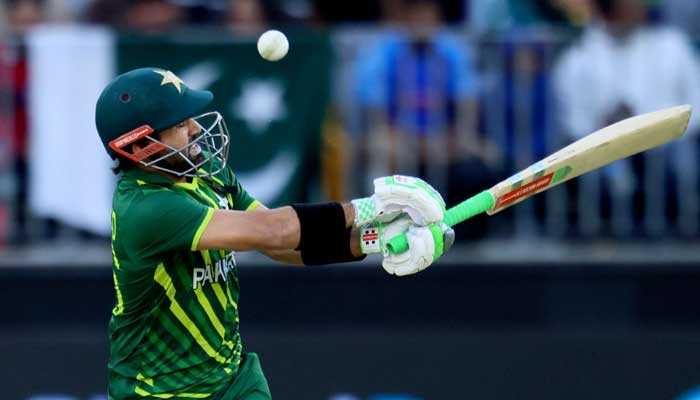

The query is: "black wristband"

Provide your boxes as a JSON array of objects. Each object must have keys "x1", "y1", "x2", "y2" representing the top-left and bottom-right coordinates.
[{"x1": 291, "y1": 202, "x2": 366, "y2": 266}]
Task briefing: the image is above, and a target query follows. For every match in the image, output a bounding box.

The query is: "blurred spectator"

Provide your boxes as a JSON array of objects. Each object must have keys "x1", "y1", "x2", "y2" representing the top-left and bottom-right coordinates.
[
  {"x1": 273, "y1": 0, "x2": 314, "y2": 23},
  {"x1": 312, "y1": 0, "x2": 463, "y2": 24},
  {"x1": 84, "y1": 0, "x2": 124, "y2": 25},
  {"x1": 87, "y1": 0, "x2": 185, "y2": 32},
  {"x1": 312, "y1": 1, "x2": 383, "y2": 23},
  {"x1": 225, "y1": 0, "x2": 267, "y2": 36},
  {"x1": 468, "y1": 0, "x2": 513, "y2": 32},
  {"x1": 5, "y1": 0, "x2": 45, "y2": 33},
  {"x1": 659, "y1": 0, "x2": 700, "y2": 39},
  {"x1": 0, "y1": 0, "x2": 46, "y2": 244},
  {"x1": 355, "y1": 0, "x2": 500, "y2": 239},
  {"x1": 168, "y1": 0, "x2": 226, "y2": 25},
  {"x1": 123, "y1": 0, "x2": 185, "y2": 32},
  {"x1": 552, "y1": 0, "x2": 700, "y2": 237},
  {"x1": 469, "y1": 0, "x2": 594, "y2": 32}
]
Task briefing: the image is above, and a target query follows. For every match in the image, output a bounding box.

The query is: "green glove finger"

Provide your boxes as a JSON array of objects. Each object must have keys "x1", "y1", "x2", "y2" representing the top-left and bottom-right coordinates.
[{"x1": 428, "y1": 224, "x2": 444, "y2": 260}]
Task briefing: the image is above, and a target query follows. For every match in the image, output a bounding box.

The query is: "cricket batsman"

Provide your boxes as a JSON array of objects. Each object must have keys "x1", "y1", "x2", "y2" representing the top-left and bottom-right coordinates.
[{"x1": 95, "y1": 68, "x2": 454, "y2": 399}]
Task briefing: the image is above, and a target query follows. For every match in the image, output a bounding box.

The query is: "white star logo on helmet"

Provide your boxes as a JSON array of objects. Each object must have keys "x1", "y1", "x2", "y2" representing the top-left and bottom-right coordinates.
[{"x1": 154, "y1": 70, "x2": 185, "y2": 93}]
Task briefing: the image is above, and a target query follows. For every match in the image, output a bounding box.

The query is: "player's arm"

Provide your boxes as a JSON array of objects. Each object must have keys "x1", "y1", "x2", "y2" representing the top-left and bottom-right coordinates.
[
  {"x1": 199, "y1": 174, "x2": 447, "y2": 268},
  {"x1": 198, "y1": 203, "x2": 363, "y2": 261},
  {"x1": 260, "y1": 248, "x2": 304, "y2": 265},
  {"x1": 197, "y1": 206, "x2": 302, "y2": 251},
  {"x1": 251, "y1": 203, "x2": 360, "y2": 265},
  {"x1": 249, "y1": 204, "x2": 362, "y2": 265},
  {"x1": 249, "y1": 203, "x2": 302, "y2": 264}
]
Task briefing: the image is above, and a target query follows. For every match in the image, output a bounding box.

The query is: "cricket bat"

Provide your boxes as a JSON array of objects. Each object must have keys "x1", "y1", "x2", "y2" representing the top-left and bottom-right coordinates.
[{"x1": 386, "y1": 104, "x2": 692, "y2": 254}]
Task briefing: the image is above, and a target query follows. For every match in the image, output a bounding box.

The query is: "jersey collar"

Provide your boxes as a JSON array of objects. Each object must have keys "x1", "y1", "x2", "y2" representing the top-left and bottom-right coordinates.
[
  {"x1": 122, "y1": 167, "x2": 211, "y2": 194},
  {"x1": 122, "y1": 167, "x2": 182, "y2": 187}
]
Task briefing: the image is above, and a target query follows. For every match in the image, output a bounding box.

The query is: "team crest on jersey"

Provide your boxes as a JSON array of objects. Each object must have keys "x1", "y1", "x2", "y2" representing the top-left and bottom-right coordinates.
[
  {"x1": 192, "y1": 252, "x2": 236, "y2": 289},
  {"x1": 214, "y1": 192, "x2": 230, "y2": 210}
]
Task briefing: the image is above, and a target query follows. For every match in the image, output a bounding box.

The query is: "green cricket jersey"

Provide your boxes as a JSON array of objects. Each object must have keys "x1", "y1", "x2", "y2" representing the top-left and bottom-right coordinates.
[{"x1": 108, "y1": 164, "x2": 261, "y2": 399}]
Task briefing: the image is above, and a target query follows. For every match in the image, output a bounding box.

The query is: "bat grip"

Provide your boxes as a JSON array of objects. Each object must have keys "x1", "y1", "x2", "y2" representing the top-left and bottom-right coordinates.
[{"x1": 385, "y1": 191, "x2": 494, "y2": 255}]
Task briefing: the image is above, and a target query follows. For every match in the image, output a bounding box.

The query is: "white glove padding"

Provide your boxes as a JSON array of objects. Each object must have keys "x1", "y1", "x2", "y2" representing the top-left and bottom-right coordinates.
[
  {"x1": 382, "y1": 223, "x2": 436, "y2": 276},
  {"x1": 362, "y1": 216, "x2": 438, "y2": 276},
  {"x1": 352, "y1": 175, "x2": 445, "y2": 227}
]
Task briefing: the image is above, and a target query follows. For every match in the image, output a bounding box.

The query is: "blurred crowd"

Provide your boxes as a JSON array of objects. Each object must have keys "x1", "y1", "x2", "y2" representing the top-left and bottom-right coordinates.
[
  {"x1": 3, "y1": 0, "x2": 700, "y2": 34},
  {"x1": 2, "y1": 0, "x2": 700, "y2": 248}
]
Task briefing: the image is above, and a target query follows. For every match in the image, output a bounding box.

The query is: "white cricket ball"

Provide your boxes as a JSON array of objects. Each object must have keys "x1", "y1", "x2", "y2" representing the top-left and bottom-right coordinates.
[{"x1": 257, "y1": 30, "x2": 289, "y2": 62}]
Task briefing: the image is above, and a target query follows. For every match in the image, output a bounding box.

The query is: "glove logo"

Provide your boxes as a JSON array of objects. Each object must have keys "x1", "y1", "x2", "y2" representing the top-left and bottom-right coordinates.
[
  {"x1": 362, "y1": 228, "x2": 378, "y2": 245},
  {"x1": 393, "y1": 175, "x2": 414, "y2": 184}
]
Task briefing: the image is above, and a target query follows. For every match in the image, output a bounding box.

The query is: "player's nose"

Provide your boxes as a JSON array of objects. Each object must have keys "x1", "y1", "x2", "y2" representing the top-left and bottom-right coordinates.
[{"x1": 187, "y1": 119, "x2": 201, "y2": 137}]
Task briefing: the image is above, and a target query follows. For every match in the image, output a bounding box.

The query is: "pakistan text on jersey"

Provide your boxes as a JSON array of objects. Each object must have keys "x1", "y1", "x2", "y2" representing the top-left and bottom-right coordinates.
[{"x1": 192, "y1": 252, "x2": 237, "y2": 289}]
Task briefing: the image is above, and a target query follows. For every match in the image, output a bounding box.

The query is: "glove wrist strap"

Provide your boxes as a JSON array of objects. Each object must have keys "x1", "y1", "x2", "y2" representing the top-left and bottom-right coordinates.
[{"x1": 351, "y1": 197, "x2": 376, "y2": 227}]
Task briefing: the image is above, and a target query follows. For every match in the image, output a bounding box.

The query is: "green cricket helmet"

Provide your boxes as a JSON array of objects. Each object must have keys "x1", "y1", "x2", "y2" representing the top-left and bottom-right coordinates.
[{"x1": 95, "y1": 67, "x2": 230, "y2": 177}]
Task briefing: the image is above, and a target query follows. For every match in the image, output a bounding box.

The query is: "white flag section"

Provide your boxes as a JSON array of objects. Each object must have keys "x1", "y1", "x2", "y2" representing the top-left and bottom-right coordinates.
[{"x1": 28, "y1": 25, "x2": 116, "y2": 236}]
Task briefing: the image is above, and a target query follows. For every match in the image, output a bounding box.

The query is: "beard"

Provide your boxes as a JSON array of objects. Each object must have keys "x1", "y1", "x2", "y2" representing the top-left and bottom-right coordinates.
[{"x1": 154, "y1": 142, "x2": 204, "y2": 175}]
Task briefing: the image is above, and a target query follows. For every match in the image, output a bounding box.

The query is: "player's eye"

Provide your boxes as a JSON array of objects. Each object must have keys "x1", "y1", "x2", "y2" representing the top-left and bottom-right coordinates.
[{"x1": 177, "y1": 122, "x2": 186, "y2": 128}]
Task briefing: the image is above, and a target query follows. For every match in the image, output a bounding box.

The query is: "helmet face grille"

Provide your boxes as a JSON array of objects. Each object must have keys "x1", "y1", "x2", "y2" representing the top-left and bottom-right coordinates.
[{"x1": 140, "y1": 111, "x2": 231, "y2": 178}]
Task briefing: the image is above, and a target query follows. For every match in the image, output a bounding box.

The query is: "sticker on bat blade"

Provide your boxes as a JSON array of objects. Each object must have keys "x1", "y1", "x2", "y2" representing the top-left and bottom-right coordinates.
[
  {"x1": 495, "y1": 172, "x2": 554, "y2": 209},
  {"x1": 531, "y1": 161, "x2": 547, "y2": 179},
  {"x1": 550, "y1": 166, "x2": 572, "y2": 185},
  {"x1": 508, "y1": 172, "x2": 524, "y2": 189}
]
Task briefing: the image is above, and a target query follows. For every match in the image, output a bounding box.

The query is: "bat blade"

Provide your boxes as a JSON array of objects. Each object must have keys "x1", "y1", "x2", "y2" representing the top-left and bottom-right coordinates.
[
  {"x1": 385, "y1": 105, "x2": 692, "y2": 255},
  {"x1": 486, "y1": 104, "x2": 692, "y2": 215}
]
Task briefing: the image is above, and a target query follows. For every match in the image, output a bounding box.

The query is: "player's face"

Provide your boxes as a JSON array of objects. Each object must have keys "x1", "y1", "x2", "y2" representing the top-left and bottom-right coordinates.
[{"x1": 156, "y1": 118, "x2": 204, "y2": 173}]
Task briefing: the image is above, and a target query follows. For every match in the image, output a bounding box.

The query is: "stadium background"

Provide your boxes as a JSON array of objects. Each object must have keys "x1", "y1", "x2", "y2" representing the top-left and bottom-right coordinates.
[{"x1": 2, "y1": 0, "x2": 700, "y2": 399}]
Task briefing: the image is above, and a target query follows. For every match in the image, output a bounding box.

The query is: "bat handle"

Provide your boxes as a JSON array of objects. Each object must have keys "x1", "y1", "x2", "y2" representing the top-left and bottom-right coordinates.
[{"x1": 385, "y1": 191, "x2": 494, "y2": 255}]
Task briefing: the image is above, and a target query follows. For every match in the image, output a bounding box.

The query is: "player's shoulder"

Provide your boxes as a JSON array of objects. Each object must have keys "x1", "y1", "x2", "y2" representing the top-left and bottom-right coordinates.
[
  {"x1": 114, "y1": 170, "x2": 173, "y2": 204},
  {"x1": 113, "y1": 171, "x2": 192, "y2": 221}
]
